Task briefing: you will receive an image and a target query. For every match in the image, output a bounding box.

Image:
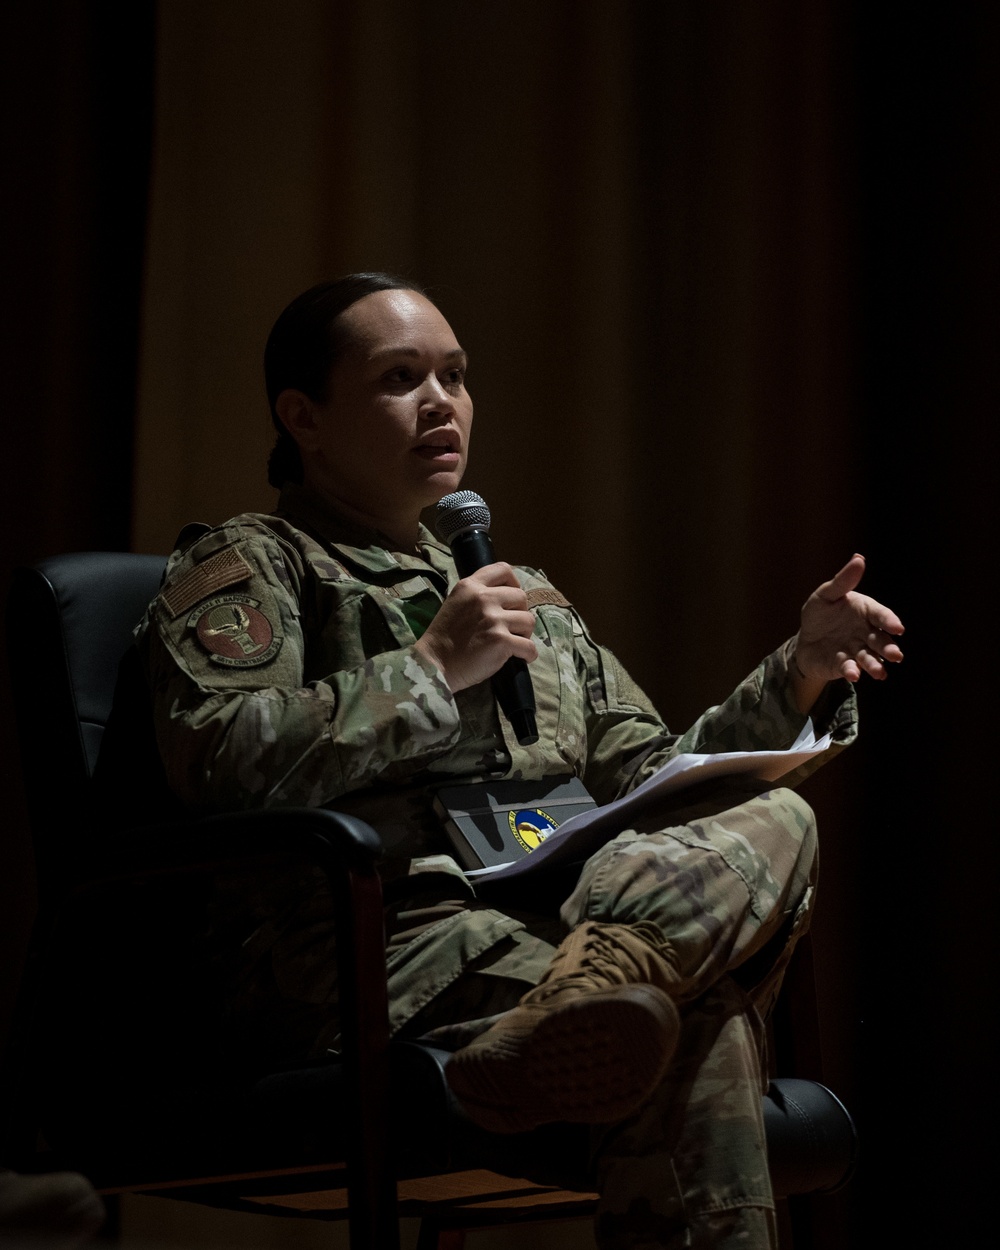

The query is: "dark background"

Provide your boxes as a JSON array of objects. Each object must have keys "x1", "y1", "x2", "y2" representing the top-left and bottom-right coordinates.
[{"x1": 2, "y1": 3, "x2": 996, "y2": 1244}]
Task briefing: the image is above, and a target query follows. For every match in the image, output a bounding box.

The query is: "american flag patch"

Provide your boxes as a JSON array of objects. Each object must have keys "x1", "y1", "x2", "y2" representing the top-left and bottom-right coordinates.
[{"x1": 159, "y1": 546, "x2": 254, "y2": 619}]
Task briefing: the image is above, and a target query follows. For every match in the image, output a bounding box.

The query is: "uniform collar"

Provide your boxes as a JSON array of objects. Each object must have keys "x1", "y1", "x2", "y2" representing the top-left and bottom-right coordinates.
[{"x1": 275, "y1": 482, "x2": 454, "y2": 580}]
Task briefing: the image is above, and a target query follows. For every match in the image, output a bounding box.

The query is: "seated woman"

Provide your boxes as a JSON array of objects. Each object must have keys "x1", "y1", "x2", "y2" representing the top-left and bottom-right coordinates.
[{"x1": 136, "y1": 272, "x2": 903, "y2": 1249}]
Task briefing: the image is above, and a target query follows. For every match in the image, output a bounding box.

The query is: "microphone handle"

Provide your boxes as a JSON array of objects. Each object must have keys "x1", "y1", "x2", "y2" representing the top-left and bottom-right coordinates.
[{"x1": 449, "y1": 527, "x2": 539, "y2": 746}]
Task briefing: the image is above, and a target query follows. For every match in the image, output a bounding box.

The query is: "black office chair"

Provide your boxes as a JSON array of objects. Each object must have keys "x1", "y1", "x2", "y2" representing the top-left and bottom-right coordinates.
[{"x1": 1, "y1": 552, "x2": 858, "y2": 1249}]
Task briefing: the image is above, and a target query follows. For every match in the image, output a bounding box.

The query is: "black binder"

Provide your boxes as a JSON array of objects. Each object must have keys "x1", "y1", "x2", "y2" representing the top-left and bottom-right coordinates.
[{"x1": 434, "y1": 776, "x2": 597, "y2": 870}]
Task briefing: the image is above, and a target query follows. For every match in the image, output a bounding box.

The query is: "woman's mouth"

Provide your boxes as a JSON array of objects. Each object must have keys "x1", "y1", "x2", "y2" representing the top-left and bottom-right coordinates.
[{"x1": 414, "y1": 432, "x2": 460, "y2": 463}]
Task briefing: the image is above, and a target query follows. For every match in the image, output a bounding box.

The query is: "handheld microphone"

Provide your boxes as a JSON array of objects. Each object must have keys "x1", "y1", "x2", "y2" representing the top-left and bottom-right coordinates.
[{"x1": 435, "y1": 490, "x2": 539, "y2": 746}]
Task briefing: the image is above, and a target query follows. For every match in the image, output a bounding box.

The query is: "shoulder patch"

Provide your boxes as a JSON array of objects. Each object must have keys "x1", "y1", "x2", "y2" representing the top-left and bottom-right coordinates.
[
  {"x1": 160, "y1": 546, "x2": 254, "y2": 619},
  {"x1": 525, "y1": 588, "x2": 571, "y2": 610},
  {"x1": 188, "y1": 595, "x2": 283, "y2": 667}
]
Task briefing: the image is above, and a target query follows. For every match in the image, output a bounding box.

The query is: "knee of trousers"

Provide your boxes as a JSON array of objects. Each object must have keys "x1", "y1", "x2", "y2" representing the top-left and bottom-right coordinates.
[
  {"x1": 733, "y1": 785, "x2": 820, "y2": 904},
  {"x1": 775, "y1": 786, "x2": 819, "y2": 880},
  {"x1": 560, "y1": 785, "x2": 819, "y2": 935}
]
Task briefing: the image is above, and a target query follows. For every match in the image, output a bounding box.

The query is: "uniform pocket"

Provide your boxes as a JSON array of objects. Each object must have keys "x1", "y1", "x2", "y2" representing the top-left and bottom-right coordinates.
[
  {"x1": 364, "y1": 576, "x2": 443, "y2": 646},
  {"x1": 528, "y1": 604, "x2": 588, "y2": 768}
]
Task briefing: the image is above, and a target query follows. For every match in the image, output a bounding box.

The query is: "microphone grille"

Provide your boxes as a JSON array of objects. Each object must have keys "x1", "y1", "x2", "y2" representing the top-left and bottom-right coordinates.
[{"x1": 435, "y1": 489, "x2": 491, "y2": 540}]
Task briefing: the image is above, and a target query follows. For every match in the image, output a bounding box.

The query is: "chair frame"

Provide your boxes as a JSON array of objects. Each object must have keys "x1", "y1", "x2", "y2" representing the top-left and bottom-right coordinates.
[{"x1": 2, "y1": 553, "x2": 858, "y2": 1250}]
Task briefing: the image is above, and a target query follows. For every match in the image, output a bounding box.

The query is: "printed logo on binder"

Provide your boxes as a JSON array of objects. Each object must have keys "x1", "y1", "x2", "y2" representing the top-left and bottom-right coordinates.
[
  {"x1": 433, "y1": 777, "x2": 597, "y2": 871},
  {"x1": 509, "y1": 807, "x2": 560, "y2": 852}
]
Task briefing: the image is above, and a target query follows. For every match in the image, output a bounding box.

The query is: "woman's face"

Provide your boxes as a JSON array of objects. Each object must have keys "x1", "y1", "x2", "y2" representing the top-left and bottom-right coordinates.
[{"x1": 292, "y1": 288, "x2": 473, "y2": 538}]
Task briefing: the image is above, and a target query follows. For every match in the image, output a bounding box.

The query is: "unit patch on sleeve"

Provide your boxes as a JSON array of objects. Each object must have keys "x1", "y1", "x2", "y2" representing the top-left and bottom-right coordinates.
[{"x1": 189, "y1": 595, "x2": 283, "y2": 667}]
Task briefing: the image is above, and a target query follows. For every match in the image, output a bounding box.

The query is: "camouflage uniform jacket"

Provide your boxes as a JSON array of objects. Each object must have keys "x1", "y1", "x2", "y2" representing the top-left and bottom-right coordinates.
[{"x1": 136, "y1": 482, "x2": 858, "y2": 1047}]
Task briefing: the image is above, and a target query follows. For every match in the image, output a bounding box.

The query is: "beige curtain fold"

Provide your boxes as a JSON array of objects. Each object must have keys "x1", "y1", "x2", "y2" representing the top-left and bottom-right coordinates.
[
  {"x1": 134, "y1": 16, "x2": 858, "y2": 1160},
  {"x1": 134, "y1": 0, "x2": 851, "y2": 724}
]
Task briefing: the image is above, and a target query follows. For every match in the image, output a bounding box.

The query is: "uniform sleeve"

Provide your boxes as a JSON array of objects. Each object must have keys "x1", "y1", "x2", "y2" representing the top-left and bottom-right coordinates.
[
  {"x1": 137, "y1": 527, "x2": 461, "y2": 813},
  {"x1": 577, "y1": 626, "x2": 858, "y2": 803},
  {"x1": 663, "y1": 636, "x2": 858, "y2": 786}
]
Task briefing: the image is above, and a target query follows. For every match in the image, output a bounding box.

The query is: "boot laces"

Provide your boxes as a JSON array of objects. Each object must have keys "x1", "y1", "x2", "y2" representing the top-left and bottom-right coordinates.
[{"x1": 526, "y1": 925, "x2": 653, "y2": 1005}]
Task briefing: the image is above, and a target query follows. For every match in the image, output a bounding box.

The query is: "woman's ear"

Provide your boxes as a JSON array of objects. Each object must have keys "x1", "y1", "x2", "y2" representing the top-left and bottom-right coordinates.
[{"x1": 275, "y1": 389, "x2": 320, "y2": 453}]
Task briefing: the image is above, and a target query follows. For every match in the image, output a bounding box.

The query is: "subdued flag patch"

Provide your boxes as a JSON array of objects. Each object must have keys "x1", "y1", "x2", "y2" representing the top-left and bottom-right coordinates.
[{"x1": 160, "y1": 546, "x2": 254, "y2": 619}]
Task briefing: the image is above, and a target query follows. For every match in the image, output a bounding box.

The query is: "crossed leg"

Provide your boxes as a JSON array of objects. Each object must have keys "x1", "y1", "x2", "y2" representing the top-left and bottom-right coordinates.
[{"x1": 445, "y1": 778, "x2": 818, "y2": 1249}]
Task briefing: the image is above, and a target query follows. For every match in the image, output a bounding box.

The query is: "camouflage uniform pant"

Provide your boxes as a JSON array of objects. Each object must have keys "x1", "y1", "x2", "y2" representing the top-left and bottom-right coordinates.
[
  {"x1": 407, "y1": 777, "x2": 818, "y2": 1250},
  {"x1": 216, "y1": 777, "x2": 816, "y2": 1249}
]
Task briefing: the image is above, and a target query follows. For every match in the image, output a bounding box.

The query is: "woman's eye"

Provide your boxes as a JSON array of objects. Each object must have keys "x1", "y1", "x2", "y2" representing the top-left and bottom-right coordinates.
[
  {"x1": 385, "y1": 367, "x2": 413, "y2": 385},
  {"x1": 442, "y1": 369, "x2": 466, "y2": 390}
]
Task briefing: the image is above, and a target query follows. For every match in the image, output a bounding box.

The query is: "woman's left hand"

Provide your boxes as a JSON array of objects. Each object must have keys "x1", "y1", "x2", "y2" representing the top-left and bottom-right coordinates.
[{"x1": 790, "y1": 554, "x2": 904, "y2": 711}]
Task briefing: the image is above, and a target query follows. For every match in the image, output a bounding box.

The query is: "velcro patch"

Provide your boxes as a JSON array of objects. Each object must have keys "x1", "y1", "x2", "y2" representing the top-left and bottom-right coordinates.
[
  {"x1": 189, "y1": 595, "x2": 282, "y2": 667},
  {"x1": 525, "y1": 588, "x2": 571, "y2": 610},
  {"x1": 160, "y1": 546, "x2": 254, "y2": 619}
]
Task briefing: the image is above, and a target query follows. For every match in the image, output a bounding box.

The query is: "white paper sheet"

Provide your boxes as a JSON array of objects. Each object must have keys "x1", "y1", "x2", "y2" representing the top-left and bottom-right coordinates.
[{"x1": 465, "y1": 719, "x2": 831, "y2": 882}]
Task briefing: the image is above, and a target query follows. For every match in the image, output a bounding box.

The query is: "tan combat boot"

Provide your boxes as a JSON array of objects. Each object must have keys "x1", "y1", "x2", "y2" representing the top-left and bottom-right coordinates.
[{"x1": 445, "y1": 920, "x2": 681, "y2": 1134}]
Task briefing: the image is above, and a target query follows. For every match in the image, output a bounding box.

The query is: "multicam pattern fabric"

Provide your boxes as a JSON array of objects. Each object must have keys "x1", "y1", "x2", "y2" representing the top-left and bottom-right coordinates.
[{"x1": 136, "y1": 481, "x2": 858, "y2": 1249}]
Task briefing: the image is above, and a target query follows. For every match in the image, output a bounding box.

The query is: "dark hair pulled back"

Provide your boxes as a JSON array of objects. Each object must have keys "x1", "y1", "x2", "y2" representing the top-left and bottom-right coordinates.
[{"x1": 264, "y1": 271, "x2": 426, "y2": 488}]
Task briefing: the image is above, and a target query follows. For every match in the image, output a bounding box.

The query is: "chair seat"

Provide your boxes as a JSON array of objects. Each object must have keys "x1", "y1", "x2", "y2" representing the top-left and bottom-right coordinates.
[{"x1": 22, "y1": 1038, "x2": 856, "y2": 1205}]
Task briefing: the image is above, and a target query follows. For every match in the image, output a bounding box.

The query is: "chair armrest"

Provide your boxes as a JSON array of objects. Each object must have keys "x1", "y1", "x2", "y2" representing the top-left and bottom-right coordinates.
[
  {"x1": 764, "y1": 1078, "x2": 859, "y2": 1196},
  {"x1": 71, "y1": 806, "x2": 382, "y2": 890},
  {"x1": 9, "y1": 807, "x2": 392, "y2": 1207},
  {"x1": 65, "y1": 809, "x2": 389, "y2": 1096}
]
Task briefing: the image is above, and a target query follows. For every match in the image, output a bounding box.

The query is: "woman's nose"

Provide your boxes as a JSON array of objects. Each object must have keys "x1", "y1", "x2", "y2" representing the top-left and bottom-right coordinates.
[{"x1": 417, "y1": 374, "x2": 455, "y2": 415}]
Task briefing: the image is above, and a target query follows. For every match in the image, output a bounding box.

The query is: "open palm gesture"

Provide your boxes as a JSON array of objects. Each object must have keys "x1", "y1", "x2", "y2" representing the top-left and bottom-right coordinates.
[{"x1": 794, "y1": 554, "x2": 904, "y2": 685}]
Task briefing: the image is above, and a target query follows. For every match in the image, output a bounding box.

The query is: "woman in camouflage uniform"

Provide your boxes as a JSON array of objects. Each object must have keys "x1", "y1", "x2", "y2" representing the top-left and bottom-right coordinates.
[{"x1": 137, "y1": 273, "x2": 903, "y2": 1248}]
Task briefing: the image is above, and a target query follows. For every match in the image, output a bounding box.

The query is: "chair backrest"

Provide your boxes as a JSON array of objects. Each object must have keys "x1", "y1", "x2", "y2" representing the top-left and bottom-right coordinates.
[{"x1": 6, "y1": 552, "x2": 167, "y2": 880}]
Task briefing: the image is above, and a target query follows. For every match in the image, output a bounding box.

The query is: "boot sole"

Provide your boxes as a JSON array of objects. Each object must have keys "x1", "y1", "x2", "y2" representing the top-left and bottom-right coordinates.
[{"x1": 446, "y1": 985, "x2": 679, "y2": 1134}]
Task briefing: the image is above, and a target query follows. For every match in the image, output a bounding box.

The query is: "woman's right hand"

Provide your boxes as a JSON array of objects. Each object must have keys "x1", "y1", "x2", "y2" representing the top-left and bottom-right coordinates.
[{"x1": 414, "y1": 563, "x2": 538, "y2": 692}]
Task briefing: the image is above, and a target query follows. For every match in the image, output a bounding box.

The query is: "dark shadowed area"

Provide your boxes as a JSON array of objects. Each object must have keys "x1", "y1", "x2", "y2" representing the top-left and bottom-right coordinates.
[{"x1": 2, "y1": 3, "x2": 995, "y2": 1244}]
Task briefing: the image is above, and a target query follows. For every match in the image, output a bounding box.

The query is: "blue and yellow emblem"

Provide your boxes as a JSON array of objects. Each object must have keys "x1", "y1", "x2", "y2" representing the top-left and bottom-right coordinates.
[{"x1": 509, "y1": 807, "x2": 560, "y2": 853}]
